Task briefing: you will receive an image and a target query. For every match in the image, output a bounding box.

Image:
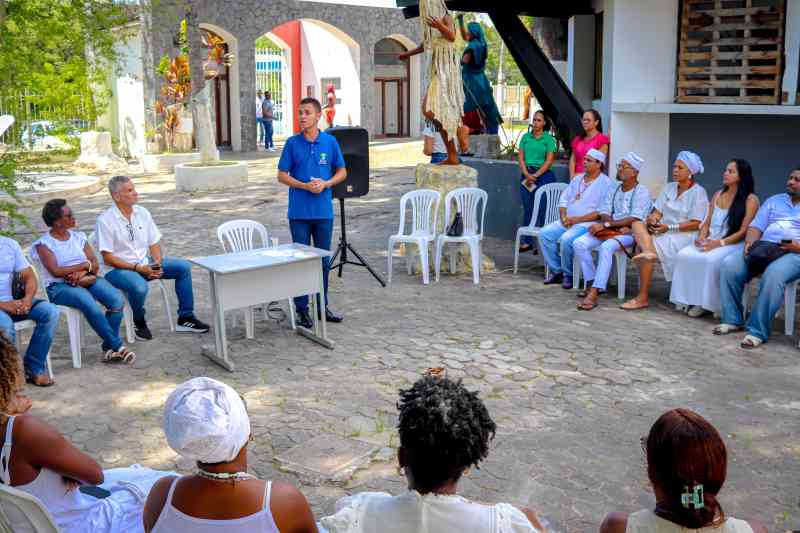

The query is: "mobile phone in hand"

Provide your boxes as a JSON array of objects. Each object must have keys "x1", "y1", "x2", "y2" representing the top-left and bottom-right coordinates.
[
  {"x1": 151, "y1": 263, "x2": 162, "y2": 272},
  {"x1": 79, "y1": 485, "x2": 111, "y2": 499},
  {"x1": 781, "y1": 239, "x2": 792, "y2": 244}
]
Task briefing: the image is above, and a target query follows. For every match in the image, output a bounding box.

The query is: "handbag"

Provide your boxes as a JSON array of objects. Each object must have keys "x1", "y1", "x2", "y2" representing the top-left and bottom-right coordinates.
[
  {"x1": 594, "y1": 228, "x2": 634, "y2": 258},
  {"x1": 11, "y1": 271, "x2": 25, "y2": 300},
  {"x1": 446, "y1": 212, "x2": 464, "y2": 237},
  {"x1": 745, "y1": 240, "x2": 787, "y2": 282}
]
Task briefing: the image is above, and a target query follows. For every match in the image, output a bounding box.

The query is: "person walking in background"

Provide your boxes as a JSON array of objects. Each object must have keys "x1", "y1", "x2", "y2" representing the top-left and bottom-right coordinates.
[
  {"x1": 262, "y1": 90, "x2": 275, "y2": 151},
  {"x1": 670, "y1": 159, "x2": 759, "y2": 317},
  {"x1": 256, "y1": 90, "x2": 265, "y2": 147},
  {"x1": 323, "y1": 84, "x2": 337, "y2": 130},
  {"x1": 517, "y1": 110, "x2": 557, "y2": 254},
  {"x1": 569, "y1": 109, "x2": 609, "y2": 178}
]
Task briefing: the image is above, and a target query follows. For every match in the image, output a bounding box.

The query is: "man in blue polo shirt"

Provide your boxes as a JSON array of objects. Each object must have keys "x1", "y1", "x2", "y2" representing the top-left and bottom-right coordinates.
[{"x1": 278, "y1": 97, "x2": 347, "y2": 329}]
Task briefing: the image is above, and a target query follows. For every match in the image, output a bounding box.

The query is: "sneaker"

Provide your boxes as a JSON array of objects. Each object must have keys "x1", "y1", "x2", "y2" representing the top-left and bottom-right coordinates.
[
  {"x1": 296, "y1": 309, "x2": 313, "y2": 329},
  {"x1": 687, "y1": 305, "x2": 706, "y2": 318},
  {"x1": 176, "y1": 314, "x2": 210, "y2": 333},
  {"x1": 134, "y1": 319, "x2": 153, "y2": 341}
]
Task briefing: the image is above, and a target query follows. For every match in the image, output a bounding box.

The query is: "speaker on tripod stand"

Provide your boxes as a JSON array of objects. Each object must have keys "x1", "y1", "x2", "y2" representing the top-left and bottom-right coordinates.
[{"x1": 327, "y1": 126, "x2": 386, "y2": 286}]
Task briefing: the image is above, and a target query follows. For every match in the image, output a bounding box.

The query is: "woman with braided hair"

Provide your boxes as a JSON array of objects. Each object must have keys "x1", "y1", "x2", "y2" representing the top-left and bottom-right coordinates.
[
  {"x1": 601, "y1": 408, "x2": 767, "y2": 533},
  {"x1": 399, "y1": 0, "x2": 464, "y2": 165},
  {"x1": 0, "y1": 336, "x2": 173, "y2": 532},
  {"x1": 319, "y1": 374, "x2": 542, "y2": 533}
]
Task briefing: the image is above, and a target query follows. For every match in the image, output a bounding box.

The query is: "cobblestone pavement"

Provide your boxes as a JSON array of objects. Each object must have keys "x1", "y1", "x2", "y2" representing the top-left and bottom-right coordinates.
[{"x1": 15, "y1": 154, "x2": 800, "y2": 532}]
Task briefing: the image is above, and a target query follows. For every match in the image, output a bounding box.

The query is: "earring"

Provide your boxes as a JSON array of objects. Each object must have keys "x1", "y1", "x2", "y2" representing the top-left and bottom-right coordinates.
[
  {"x1": 463, "y1": 468, "x2": 471, "y2": 477},
  {"x1": 397, "y1": 465, "x2": 405, "y2": 476}
]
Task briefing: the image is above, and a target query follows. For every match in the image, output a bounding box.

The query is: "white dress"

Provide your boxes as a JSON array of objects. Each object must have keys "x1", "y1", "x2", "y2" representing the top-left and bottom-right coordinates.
[
  {"x1": 670, "y1": 204, "x2": 744, "y2": 312},
  {"x1": 1, "y1": 415, "x2": 174, "y2": 533},
  {"x1": 318, "y1": 491, "x2": 539, "y2": 533},
  {"x1": 625, "y1": 509, "x2": 753, "y2": 533},
  {"x1": 652, "y1": 183, "x2": 710, "y2": 281}
]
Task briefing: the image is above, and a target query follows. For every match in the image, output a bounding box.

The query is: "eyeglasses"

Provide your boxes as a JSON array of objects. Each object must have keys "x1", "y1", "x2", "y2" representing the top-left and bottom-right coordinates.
[{"x1": 126, "y1": 222, "x2": 135, "y2": 242}]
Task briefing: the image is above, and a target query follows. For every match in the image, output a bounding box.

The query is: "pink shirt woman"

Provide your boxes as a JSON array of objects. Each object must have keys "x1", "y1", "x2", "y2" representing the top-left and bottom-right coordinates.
[{"x1": 570, "y1": 109, "x2": 610, "y2": 176}]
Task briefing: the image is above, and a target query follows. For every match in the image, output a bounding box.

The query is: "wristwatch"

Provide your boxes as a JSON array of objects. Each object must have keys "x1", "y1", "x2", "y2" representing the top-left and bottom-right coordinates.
[{"x1": 603, "y1": 222, "x2": 611, "y2": 229}]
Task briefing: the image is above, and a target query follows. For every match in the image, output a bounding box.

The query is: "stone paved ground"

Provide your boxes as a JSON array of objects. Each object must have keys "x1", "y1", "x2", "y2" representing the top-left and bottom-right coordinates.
[{"x1": 15, "y1": 151, "x2": 800, "y2": 532}]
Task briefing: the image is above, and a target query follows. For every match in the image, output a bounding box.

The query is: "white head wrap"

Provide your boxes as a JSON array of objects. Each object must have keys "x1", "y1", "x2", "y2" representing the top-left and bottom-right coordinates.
[
  {"x1": 586, "y1": 148, "x2": 606, "y2": 164},
  {"x1": 163, "y1": 377, "x2": 250, "y2": 464},
  {"x1": 621, "y1": 151, "x2": 645, "y2": 172},
  {"x1": 676, "y1": 151, "x2": 704, "y2": 175}
]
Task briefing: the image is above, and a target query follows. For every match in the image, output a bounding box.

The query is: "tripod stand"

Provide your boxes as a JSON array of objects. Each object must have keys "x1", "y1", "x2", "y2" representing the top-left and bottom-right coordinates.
[{"x1": 330, "y1": 197, "x2": 386, "y2": 286}]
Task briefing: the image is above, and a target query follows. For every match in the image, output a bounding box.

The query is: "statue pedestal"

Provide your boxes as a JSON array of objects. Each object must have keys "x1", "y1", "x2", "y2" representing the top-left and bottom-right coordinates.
[
  {"x1": 75, "y1": 131, "x2": 126, "y2": 172},
  {"x1": 468, "y1": 134, "x2": 501, "y2": 159},
  {"x1": 414, "y1": 163, "x2": 495, "y2": 276}
]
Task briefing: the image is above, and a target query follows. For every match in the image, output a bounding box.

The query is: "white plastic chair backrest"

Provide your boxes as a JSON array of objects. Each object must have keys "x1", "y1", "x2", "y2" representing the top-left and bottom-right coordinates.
[
  {"x1": 86, "y1": 232, "x2": 109, "y2": 275},
  {"x1": 444, "y1": 187, "x2": 488, "y2": 238},
  {"x1": 0, "y1": 483, "x2": 59, "y2": 533},
  {"x1": 21, "y1": 249, "x2": 46, "y2": 301},
  {"x1": 398, "y1": 189, "x2": 440, "y2": 237},
  {"x1": 529, "y1": 182, "x2": 568, "y2": 228},
  {"x1": 217, "y1": 220, "x2": 269, "y2": 253}
]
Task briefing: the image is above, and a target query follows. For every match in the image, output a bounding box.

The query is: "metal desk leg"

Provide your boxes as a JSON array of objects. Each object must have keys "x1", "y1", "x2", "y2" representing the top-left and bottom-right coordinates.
[
  {"x1": 202, "y1": 272, "x2": 236, "y2": 371},
  {"x1": 296, "y1": 265, "x2": 333, "y2": 349}
]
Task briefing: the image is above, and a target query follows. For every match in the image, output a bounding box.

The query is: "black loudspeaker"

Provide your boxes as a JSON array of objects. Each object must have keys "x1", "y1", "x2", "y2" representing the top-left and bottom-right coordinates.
[{"x1": 327, "y1": 126, "x2": 369, "y2": 199}]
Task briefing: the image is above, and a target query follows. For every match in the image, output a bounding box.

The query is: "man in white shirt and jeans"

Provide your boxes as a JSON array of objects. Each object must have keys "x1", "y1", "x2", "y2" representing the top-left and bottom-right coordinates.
[{"x1": 96, "y1": 176, "x2": 209, "y2": 340}]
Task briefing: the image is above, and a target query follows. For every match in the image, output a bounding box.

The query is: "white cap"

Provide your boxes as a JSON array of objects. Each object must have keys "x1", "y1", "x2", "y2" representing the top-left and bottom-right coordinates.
[
  {"x1": 621, "y1": 151, "x2": 645, "y2": 172},
  {"x1": 163, "y1": 377, "x2": 250, "y2": 464},
  {"x1": 676, "y1": 150, "x2": 704, "y2": 175},
  {"x1": 586, "y1": 148, "x2": 606, "y2": 164}
]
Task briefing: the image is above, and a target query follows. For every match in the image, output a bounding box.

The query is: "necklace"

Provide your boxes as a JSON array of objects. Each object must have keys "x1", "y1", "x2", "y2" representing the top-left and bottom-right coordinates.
[
  {"x1": 197, "y1": 469, "x2": 256, "y2": 482},
  {"x1": 575, "y1": 175, "x2": 595, "y2": 200}
]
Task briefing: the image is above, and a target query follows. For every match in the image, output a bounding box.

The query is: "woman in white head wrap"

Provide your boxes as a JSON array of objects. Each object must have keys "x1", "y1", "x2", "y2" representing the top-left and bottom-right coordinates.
[
  {"x1": 144, "y1": 377, "x2": 317, "y2": 533},
  {"x1": 622, "y1": 151, "x2": 710, "y2": 310}
]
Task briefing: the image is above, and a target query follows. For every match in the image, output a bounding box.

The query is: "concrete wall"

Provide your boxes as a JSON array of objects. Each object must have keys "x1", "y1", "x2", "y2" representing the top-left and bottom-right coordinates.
[
  {"x1": 300, "y1": 20, "x2": 360, "y2": 127},
  {"x1": 466, "y1": 159, "x2": 570, "y2": 240},
  {"x1": 567, "y1": 15, "x2": 595, "y2": 110},
  {"x1": 610, "y1": 112, "x2": 671, "y2": 196},
  {"x1": 669, "y1": 114, "x2": 800, "y2": 199}
]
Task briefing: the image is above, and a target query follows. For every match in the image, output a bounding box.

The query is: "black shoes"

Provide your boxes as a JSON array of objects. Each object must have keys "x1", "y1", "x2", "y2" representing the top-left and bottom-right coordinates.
[
  {"x1": 134, "y1": 319, "x2": 153, "y2": 341},
  {"x1": 176, "y1": 314, "x2": 210, "y2": 333},
  {"x1": 296, "y1": 310, "x2": 313, "y2": 329},
  {"x1": 543, "y1": 272, "x2": 563, "y2": 285},
  {"x1": 296, "y1": 308, "x2": 343, "y2": 329}
]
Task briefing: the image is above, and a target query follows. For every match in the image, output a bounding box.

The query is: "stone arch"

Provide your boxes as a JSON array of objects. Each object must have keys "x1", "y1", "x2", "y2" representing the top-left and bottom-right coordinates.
[
  {"x1": 372, "y1": 33, "x2": 421, "y2": 137},
  {"x1": 199, "y1": 22, "x2": 242, "y2": 151}
]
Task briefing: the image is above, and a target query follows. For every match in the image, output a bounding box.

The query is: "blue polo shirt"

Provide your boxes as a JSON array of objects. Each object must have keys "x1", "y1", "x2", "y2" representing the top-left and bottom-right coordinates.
[{"x1": 278, "y1": 131, "x2": 346, "y2": 220}]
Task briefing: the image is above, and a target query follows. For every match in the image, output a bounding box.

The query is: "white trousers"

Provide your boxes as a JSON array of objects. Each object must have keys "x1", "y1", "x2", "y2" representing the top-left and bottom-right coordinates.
[{"x1": 573, "y1": 234, "x2": 635, "y2": 290}]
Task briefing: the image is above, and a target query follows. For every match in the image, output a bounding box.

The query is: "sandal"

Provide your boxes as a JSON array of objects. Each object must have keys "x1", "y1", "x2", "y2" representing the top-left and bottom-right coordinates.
[
  {"x1": 620, "y1": 299, "x2": 649, "y2": 311},
  {"x1": 577, "y1": 288, "x2": 606, "y2": 298},
  {"x1": 103, "y1": 347, "x2": 136, "y2": 365},
  {"x1": 518, "y1": 244, "x2": 533, "y2": 253},
  {"x1": 713, "y1": 324, "x2": 743, "y2": 335},
  {"x1": 26, "y1": 374, "x2": 54, "y2": 387},
  {"x1": 577, "y1": 297, "x2": 598, "y2": 311},
  {"x1": 740, "y1": 335, "x2": 763, "y2": 349}
]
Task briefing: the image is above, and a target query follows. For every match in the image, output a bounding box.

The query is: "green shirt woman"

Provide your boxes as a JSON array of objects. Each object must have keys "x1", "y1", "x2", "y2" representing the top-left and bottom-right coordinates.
[{"x1": 518, "y1": 111, "x2": 558, "y2": 252}]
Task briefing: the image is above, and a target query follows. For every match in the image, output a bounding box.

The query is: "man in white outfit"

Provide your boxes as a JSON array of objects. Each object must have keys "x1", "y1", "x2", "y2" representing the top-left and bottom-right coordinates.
[{"x1": 574, "y1": 152, "x2": 652, "y2": 310}]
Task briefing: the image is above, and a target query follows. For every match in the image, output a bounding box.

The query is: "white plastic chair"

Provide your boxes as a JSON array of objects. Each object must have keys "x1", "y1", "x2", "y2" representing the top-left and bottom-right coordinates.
[
  {"x1": 434, "y1": 187, "x2": 488, "y2": 284},
  {"x1": 387, "y1": 189, "x2": 441, "y2": 285},
  {"x1": 87, "y1": 232, "x2": 173, "y2": 344},
  {"x1": 742, "y1": 278, "x2": 799, "y2": 336},
  {"x1": 0, "y1": 482, "x2": 59, "y2": 532},
  {"x1": 12, "y1": 321, "x2": 53, "y2": 381},
  {"x1": 216, "y1": 220, "x2": 295, "y2": 333},
  {"x1": 514, "y1": 182, "x2": 567, "y2": 275},
  {"x1": 573, "y1": 248, "x2": 635, "y2": 300},
  {"x1": 24, "y1": 250, "x2": 82, "y2": 369}
]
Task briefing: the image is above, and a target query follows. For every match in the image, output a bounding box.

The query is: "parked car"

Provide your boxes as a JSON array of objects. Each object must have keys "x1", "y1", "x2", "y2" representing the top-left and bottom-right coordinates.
[{"x1": 20, "y1": 120, "x2": 82, "y2": 150}]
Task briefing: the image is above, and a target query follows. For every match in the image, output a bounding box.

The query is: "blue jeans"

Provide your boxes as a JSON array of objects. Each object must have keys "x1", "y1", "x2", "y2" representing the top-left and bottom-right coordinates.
[
  {"x1": 519, "y1": 167, "x2": 556, "y2": 246},
  {"x1": 430, "y1": 153, "x2": 448, "y2": 164},
  {"x1": 290, "y1": 219, "x2": 333, "y2": 313},
  {"x1": 257, "y1": 118, "x2": 266, "y2": 144},
  {"x1": 47, "y1": 279, "x2": 125, "y2": 352},
  {"x1": 0, "y1": 300, "x2": 59, "y2": 376},
  {"x1": 538, "y1": 221, "x2": 589, "y2": 277},
  {"x1": 104, "y1": 257, "x2": 194, "y2": 322},
  {"x1": 264, "y1": 120, "x2": 274, "y2": 148},
  {"x1": 720, "y1": 251, "x2": 800, "y2": 341}
]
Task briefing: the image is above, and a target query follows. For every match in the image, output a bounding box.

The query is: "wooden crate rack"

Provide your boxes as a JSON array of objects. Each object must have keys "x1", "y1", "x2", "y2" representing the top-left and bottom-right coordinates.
[{"x1": 677, "y1": 0, "x2": 786, "y2": 104}]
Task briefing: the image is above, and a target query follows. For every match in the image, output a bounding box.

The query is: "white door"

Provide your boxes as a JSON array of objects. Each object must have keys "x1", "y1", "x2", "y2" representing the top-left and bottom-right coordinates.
[{"x1": 384, "y1": 81, "x2": 400, "y2": 136}]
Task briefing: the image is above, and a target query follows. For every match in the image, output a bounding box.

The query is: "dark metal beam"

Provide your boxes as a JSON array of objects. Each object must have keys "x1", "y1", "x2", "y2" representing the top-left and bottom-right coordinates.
[
  {"x1": 398, "y1": 1, "x2": 593, "y2": 19},
  {"x1": 487, "y1": 8, "x2": 584, "y2": 144}
]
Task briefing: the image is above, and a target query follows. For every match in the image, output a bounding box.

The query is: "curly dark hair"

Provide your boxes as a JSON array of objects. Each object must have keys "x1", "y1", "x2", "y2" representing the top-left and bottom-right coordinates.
[
  {"x1": 41, "y1": 198, "x2": 67, "y2": 228},
  {"x1": 0, "y1": 334, "x2": 24, "y2": 415},
  {"x1": 397, "y1": 376, "x2": 496, "y2": 493}
]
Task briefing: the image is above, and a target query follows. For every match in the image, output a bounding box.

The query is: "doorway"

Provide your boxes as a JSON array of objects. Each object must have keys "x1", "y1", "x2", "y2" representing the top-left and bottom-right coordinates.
[{"x1": 374, "y1": 37, "x2": 410, "y2": 138}]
